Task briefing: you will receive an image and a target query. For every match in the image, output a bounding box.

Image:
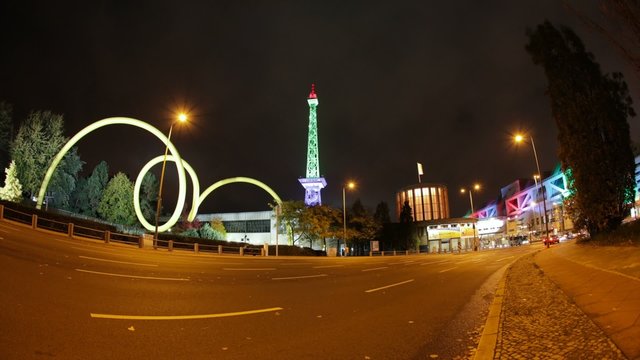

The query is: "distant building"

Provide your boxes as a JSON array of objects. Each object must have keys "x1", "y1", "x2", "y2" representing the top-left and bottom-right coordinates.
[{"x1": 196, "y1": 211, "x2": 278, "y2": 245}]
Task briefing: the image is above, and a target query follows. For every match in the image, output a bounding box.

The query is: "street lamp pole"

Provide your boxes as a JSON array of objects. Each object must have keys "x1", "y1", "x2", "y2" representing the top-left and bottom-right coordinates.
[
  {"x1": 516, "y1": 134, "x2": 550, "y2": 246},
  {"x1": 461, "y1": 184, "x2": 480, "y2": 251},
  {"x1": 154, "y1": 113, "x2": 187, "y2": 248},
  {"x1": 342, "y1": 181, "x2": 355, "y2": 256}
]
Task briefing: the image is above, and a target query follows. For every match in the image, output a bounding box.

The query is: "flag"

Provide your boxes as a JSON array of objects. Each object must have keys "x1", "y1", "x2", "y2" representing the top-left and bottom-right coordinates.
[{"x1": 417, "y1": 162, "x2": 424, "y2": 176}]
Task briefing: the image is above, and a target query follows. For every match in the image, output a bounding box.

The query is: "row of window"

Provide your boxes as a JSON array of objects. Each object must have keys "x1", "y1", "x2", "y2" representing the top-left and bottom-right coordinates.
[{"x1": 223, "y1": 220, "x2": 271, "y2": 233}]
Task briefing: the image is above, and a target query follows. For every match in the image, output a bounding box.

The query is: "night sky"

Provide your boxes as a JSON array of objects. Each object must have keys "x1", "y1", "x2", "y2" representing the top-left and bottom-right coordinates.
[{"x1": 1, "y1": 1, "x2": 638, "y2": 219}]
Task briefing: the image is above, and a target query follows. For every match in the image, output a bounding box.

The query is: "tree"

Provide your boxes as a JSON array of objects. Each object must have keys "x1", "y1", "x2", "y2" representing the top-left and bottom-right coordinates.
[
  {"x1": 275, "y1": 200, "x2": 307, "y2": 245},
  {"x1": 301, "y1": 205, "x2": 341, "y2": 249},
  {"x1": 210, "y1": 217, "x2": 227, "y2": 240},
  {"x1": 71, "y1": 161, "x2": 109, "y2": 217},
  {"x1": 48, "y1": 147, "x2": 84, "y2": 210},
  {"x1": 10, "y1": 111, "x2": 70, "y2": 199},
  {"x1": 526, "y1": 21, "x2": 636, "y2": 236},
  {"x1": 374, "y1": 201, "x2": 391, "y2": 224},
  {"x1": 0, "y1": 160, "x2": 23, "y2": 202},
  {"x1": 97, "y1": 172, "x2": 136, "y2": 226},
  {"x1": 139, "y1": 172, "x2": 158, "y2": 222},
  {"x1": 0, "y1": 102, "x2": 13, "y2": 172},
  {"x1": 348, "y1": 199, "x2": 381, "y2": 255},
  {"x1": 564, "y1": 1, "x2": 640, "y2": 77}
]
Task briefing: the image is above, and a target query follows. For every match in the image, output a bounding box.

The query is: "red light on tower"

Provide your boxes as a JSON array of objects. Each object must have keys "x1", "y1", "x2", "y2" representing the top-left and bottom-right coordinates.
[{"x1": 308, "y1": 83, "x2": 317, "y2": 99}]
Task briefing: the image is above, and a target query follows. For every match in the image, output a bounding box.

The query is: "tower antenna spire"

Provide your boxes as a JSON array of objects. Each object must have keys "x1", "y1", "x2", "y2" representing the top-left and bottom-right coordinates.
[{"x1": 299, "y1": 83, "x2": 327, "y2": 206}]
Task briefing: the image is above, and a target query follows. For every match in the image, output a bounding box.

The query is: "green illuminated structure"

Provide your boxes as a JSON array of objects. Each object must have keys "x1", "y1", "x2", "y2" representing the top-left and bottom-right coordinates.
[
  {"x1": 299, "y1": 84, "x2": 327, "y2": 206},
  {"x1": 37, "y1": 117, "x2": 282, "y2": 232}
]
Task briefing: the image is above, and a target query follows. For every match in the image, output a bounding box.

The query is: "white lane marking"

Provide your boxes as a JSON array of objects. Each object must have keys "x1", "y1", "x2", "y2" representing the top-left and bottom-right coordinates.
[
  {"x1": 223, "y1": 268, "x2": 276, "y2": 271},
  {"x1": 0, "y1": 229, "x2": 9, "y2": 233},
  {"x1": 272, "y1": 274, "x2": 328, "y2": 281},
  {"x1": 90, "y1": 307, "x2": 283, "y2": 320},
  {"x1": 312, "y1": 265, "x2": 344, "y2": 269},
  {"x1": 75, "y1": 268, "x2": 189, "y2": 281},
  {"x1": 279, "y1": 263, "x2": 313, "y2": 266},
  {"x1": 496, "y1": 256, "x2": 515, "y2": 262},
  {"x1": 420, "y1": 260, "x2": 450, "y2": 266},
  {"x1": 438, "y1": 267, "x2": 458, "y2": 273},
  {"x1": 79, "y1": 255, "x2": 158, "y2": 267},
  {"x1": 362, "y1": 267, "x2": 388, "y2": 272},
  {"x1": 365, "y1": 279, "x2": 415, "y2": 293}
]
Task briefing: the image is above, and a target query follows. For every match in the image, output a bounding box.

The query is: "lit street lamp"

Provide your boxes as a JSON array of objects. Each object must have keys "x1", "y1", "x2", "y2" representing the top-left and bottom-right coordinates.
[
  {"x1": 460, "y1": 183, "x2": 480, "y2": 251},
  {"x1": 154, "y1": 112, "x2": 188, "y2": 248},
  {"x1": 515, "y1": 133, "x2": 550, "y2": 247},
  {"x1": 342, "y1": 181, "x2": 356, "y2": 256}
]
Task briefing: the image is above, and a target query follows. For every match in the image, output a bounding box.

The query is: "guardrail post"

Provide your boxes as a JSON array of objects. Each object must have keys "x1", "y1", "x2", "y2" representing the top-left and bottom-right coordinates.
[
  {"x1": 138, "y1": 236, "x2": 144, "y2": 248},
  {"x1": 168, "y1": 240, "x2": 173, "y2": 252},
  {"x1": 406, "y1": 250, "x2": 409, "y2": 256},
  {"x1": 218, "y1": 245, "x2": 222, "y2": 255},
  {"x1": 68, "y1": 223, "x2": 74, "y2": 237},
  {"x1": 240, "y1": 247, "x2": 244, "y2": 256},
  {"x1": 381, "y1": 251, "x2": 385, "y2": 256},
  {"x1": 0, "y1": 204, "x2": 4, "y2": 220},
  {"x1": 194, "y1": 243, "x2": 199, "y2": 254},
  {"x1": 369, "y1": 251, "x2": 372, "y2": 256},
  {"x1": 393, "y1": 250, "x2": 397, "y2": 256},
  {"x1": 32, "y1": 214, "x2": 38, "y2": 229},
  {"x1": 105, "y1": 231, "x2": 110, "y2": 244},
  {"x1": 261, "y1": 248, "x2": 265, "y2": 257}
]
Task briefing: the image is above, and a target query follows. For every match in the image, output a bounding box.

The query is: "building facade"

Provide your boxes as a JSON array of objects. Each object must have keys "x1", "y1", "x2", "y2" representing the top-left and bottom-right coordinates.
[{"x1": 396, "y1": 183, "x2": 450, "y2": 222}]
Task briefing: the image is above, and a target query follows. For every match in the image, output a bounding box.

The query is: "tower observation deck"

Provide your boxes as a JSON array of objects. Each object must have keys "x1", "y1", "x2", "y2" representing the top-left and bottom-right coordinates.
[{"x1": 299, "y1": 84, "x2": 327, "y2": 206}]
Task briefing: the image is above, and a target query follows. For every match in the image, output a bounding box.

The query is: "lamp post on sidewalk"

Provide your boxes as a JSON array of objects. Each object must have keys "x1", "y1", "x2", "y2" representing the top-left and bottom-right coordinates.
[
  {"x1": 342, "y1": 181, "x2": 356, "y2": 256},
  {"x1": 515, "y1": 134, "x2": 550, "y2": 247},
  {"x1": 460, "y1": 183, "x2": 480, "y2": 251},
  {"x1": 153, "y1": 112, "x2": 188, "y2": 248}
]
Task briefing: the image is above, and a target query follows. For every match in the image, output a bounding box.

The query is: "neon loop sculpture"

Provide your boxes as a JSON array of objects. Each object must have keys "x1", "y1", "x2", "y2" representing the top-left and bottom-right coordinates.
[{"x1": 36, "y1": 117, "x2": 282, "y2": 232}]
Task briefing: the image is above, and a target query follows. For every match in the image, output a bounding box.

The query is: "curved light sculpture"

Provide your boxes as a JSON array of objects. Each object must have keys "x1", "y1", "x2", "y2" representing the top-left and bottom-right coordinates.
[
  {"x1": 38, "y1": 117, "x2": 283, "y2": 233},
  {"x1": 36, "y1": 117, "x2": 187, "y2": 233},
  {"x1": 133, "y1": 155, "x2": 200, "y2": 231},
  {"x1": 135, "y1": 156, "x2": 282, "y2": 230}
]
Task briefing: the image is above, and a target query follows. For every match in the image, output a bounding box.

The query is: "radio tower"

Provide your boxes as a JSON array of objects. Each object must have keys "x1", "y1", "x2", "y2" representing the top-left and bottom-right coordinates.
[{"x1": 299, "y1": 84, "x2": 327, "y2": 206}]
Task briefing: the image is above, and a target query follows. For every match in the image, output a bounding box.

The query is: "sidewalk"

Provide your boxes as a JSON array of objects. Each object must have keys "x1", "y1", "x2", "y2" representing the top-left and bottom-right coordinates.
[{"x1": 476, "y1": 241, "x2": 640, "y2": 359}]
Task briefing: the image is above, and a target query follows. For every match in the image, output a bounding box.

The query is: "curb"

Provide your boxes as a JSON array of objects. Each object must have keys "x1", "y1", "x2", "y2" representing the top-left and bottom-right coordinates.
[{"x1": 473, "y1": 273, "x2": 506, "y2": 360}]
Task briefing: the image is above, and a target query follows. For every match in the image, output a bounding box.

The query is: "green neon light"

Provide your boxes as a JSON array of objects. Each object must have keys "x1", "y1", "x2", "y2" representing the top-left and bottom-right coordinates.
[
  {"x1": 306, "y1": 96, "x2": 320, "y2": 178},
  {"x1": 36, "y1": 117, "x2": 187, "y2": 233}
]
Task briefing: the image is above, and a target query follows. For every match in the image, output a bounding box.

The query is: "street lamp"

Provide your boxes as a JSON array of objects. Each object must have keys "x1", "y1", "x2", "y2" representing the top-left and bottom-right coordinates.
[
  {"x1": 153, "y1": 112, "x2": 188, "y2": 248},
  {"x1": 342, "y1": 181, "x2": 356, "y2": 256},
  {"x1": 460, "y1": 183, "x2": 480, "y2": 251},
  {"x1": 515, "y1": 133, "x2": 550, "y2": 246}
]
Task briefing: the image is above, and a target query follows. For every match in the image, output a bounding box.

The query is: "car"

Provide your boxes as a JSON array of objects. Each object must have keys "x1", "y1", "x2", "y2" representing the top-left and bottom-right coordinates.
[{"x1": 543, "y1": 234, "x2": 560, "y2": 246}]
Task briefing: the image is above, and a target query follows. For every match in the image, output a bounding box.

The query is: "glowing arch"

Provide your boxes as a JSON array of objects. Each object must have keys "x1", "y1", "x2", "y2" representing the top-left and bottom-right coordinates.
[
  {"x1": 135, "y1": 155, "x2": 283, "y2": 228},
  {"x1": 36, "y1": 117, "x2": 187, "y2": 232},
  {"x1": 195, "y1": 177, "x2": 283, "y2": 220},
  {"x1": 134, "y1": 155, "x2": 200, "y2": 231}
]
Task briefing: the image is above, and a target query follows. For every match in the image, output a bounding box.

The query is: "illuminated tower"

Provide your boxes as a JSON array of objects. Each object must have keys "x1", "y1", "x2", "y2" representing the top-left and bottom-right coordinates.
[{"x1": 299, "y1": 84, "x2": 327, "y2": 206}]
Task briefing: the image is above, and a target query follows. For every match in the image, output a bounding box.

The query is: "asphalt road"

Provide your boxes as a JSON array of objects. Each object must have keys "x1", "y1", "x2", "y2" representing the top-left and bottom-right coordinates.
[{"x1": 0, "y1": 220, "x2": 537, "y2": 359}]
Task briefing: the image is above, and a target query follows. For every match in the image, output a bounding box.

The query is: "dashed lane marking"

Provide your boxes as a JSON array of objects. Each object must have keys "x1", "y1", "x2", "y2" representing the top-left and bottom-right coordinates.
[
  {"x1": 312, "y1": 265, "x2": 344, "y2": 269},
  {"x1": 438, "y1": 267, "x2": 458, "y2": 273},
  {"x1": 365, "y1": 279, "x2": 414, "y2": 293},
  {"x1": 361, "y1": 267, "x2": 388, "y2": 272},
  {"x1": 272, "y1": 274, "x2": 328, "y2": 280},
  {"x1": 79, "y1": 255, "x2": 158, "y2": 267},
  {"x1": 75, "y1": 268, "x2": 189, "y2": 281},
  {"x1": 90, "y1": 307, "x2": 283, "y2": 320},
  {"x1": 222, "y1": 268, "x2": 276, "y2": 271}
]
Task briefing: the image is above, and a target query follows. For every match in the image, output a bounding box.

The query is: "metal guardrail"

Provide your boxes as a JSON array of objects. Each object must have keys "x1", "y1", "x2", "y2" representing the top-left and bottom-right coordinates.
[{"x1": 0, "y1": 203, "x2": 267, "y2": 257}]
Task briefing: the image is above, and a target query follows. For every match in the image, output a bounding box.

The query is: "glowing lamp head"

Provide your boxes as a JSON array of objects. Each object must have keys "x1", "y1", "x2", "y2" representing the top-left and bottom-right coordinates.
[
  {"x1": 473, "y1": 183, "x2": 481, "y2": 191},
  {"x1": 460, "y1": 188, "x2": 466, "y2": 194},
  {"x1": 347, "y1": 181, "x2": 356, "y2": 190},
  {"x1": 514, "y1": 134, "x2": 524, "y2": 143},
  {"x1": 177, "y1": 113, "x2": 188, "y2": 123}
]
